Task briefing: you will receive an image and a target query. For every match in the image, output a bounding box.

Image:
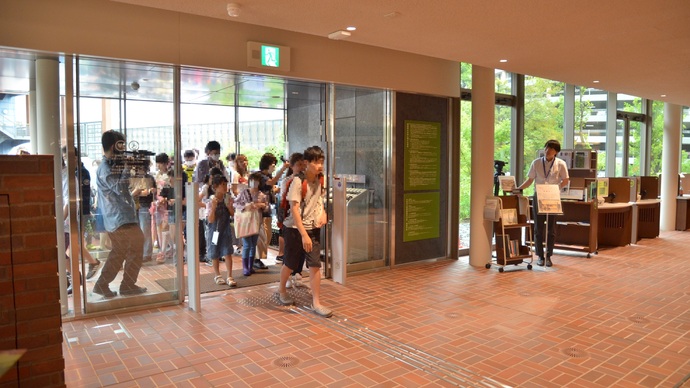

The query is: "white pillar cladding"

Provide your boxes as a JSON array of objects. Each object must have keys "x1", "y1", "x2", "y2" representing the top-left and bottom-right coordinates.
[
  {"x1": 469, "y1": 66, "x2": 495, "y2": 267},
  {"x1": 660, "y1": 103, "x2": 682, "y2": 231},
  {"x1": 36, "y1": 57, "x2": 68, "y2": 314}
]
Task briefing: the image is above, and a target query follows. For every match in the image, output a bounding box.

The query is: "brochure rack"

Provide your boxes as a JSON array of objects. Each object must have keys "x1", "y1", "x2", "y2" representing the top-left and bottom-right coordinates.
[{"x1": 486, "y1": 195, "x2": 533, "y2": 272}]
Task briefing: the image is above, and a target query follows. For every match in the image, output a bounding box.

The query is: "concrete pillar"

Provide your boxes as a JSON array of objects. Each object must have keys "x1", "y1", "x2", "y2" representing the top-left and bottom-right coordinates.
[
  {"x1": 469, "y1": 66, "x2": 495, "y2": 267},
  {"x1": 660, "y1": 103, "x2": 682, "y2": 231},
  {"x1": 36, "y1": 57, "x2": 68, "y2": 314}
]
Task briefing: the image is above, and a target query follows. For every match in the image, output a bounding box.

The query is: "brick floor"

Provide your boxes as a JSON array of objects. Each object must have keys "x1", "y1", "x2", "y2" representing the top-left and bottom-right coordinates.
[{"x1": 64, "y1": 232, "x2": 690, "y2": 387}]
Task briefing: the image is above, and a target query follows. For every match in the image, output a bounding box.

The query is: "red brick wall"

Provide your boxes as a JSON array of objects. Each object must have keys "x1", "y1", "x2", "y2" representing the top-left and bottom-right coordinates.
[{"x1": 0, "y1": 155, "x2": 65, "y2": 388}]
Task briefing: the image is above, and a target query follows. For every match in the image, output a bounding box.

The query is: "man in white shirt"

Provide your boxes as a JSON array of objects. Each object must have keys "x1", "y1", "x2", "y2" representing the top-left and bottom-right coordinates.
[{"x1": 518, "y1": 140, "x2": 570, "y2": 267}]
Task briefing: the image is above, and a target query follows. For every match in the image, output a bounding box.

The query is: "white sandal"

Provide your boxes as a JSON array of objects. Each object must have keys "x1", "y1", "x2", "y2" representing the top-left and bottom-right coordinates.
[
  {"x1": 226, "y1": 277, "x2": 237, "y2": 287},
  {"x1": 214, "y1": 275, "x2": 226, "y2": 285}
]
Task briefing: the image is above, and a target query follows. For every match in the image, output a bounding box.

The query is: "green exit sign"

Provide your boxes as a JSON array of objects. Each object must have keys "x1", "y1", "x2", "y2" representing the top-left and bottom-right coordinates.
[
  {"x1": 261, "y1": 45, "x2": 279, "y2": 67},
  {"x1": 247, "y1": 41, "x2": 291, "y2": 71}
]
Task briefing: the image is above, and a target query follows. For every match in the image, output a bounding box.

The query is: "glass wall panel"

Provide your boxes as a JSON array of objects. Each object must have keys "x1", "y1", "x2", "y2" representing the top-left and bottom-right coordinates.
[
  {"x1": 522, "y1": 76, "x2": 564, "y2": 195},
  {"x1": 180, "y1": 104, "x2": 235, "y2": 157},
  {"x1": 573, "y1": 87, "x2": 606, "y2": 175},
  {"x1": 617, "y1": 93, "x2": 640, "y2": 113},
  {"x1": 238, "y1": 107, "x2": 285, "y2": 170},
  {"x1": 332, "y1": 86, "x2": 388, "y2": 269},
  {"x1": 460, "y1": 63, "x2": 472, "y2": 89},
  {"x1": 682, "y1": 106, "x2": 690, "y2": 172},
  {"x1": 459, "y1": 99, "x2": 471, "y2": 249},
  {"x1": 495, "y1": 69, "x2": 512, "y2": 94},
  {"x1": 649, "y1": 101, "x2": 664, "y2": 175}
]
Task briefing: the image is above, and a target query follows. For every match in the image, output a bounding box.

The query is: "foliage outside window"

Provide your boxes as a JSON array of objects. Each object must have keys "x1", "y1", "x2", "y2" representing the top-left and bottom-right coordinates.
[{"x1": 522, "y1": 76, "x2": 564, "y2": 195}]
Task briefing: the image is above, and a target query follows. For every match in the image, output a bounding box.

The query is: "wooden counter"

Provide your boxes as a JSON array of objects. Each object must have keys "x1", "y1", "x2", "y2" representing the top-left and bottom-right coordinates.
[
  {"x1": 598, "y1": 203, "x2": 633, "y2": 246},
  {"x1": 634, "y1": 199, "x2": 660, "y2": 240}
]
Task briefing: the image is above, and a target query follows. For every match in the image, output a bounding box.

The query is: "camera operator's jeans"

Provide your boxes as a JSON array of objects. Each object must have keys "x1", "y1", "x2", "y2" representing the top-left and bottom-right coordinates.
[{"x1": 137, "y1": 207, "x2": 153, "y2": 260}]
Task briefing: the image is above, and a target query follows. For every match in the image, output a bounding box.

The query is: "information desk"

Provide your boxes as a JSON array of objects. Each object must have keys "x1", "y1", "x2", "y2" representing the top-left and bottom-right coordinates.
[
  {"x1": 554, "y1": 200, "x2": 598, "y2": 257},
  {"x1": 675, "y1": 196, "x2": 690, "y2": 230},
  {"x1": 633, "y1": 199, "x2": 660, "y2": 241},
  {"x1": 598, "y1": 203, "x2": 633, "y2": 247}
]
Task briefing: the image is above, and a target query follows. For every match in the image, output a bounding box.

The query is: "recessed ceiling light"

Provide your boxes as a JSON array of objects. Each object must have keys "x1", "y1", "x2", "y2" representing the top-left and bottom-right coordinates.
[
  {"x1": 383, "y1": 11, "x2": 400, "y2": 18},
  {"x1": 346, "y1": 26, "x2": 357, "y2": 31},
  {"x1": 660, "y1": 94, "x2": 667, "y2": 97},
  {"x1": 499, "y1": 59, "x2": 508, "y2": 63},
  {"x1": 593, "y1": 80, "x2": 600, "y2": 83}
]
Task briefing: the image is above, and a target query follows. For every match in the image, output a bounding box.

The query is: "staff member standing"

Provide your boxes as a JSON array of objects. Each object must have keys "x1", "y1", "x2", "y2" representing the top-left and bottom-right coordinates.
[{"x1": 517, "y1": 139, "x2": 569, "y2": 267}]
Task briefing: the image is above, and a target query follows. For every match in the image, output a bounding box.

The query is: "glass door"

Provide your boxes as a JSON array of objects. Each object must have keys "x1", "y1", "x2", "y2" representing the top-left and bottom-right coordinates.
[
  {"x1": 331, "y1": 85, "x2": 390, "y2": 272},
  {"x1": 74, "y1": 58, "x2": 181, "y2": 313}
]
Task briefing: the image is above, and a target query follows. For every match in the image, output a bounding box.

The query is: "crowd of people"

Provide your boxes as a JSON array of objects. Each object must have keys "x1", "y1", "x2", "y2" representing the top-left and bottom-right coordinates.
[{"x1": 83, "y1": 131, "x2": 333, "y2": 317}]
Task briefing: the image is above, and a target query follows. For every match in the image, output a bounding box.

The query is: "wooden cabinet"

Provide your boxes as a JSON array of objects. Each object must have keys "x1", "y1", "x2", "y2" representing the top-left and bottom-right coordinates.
[
  {"x1": 554, "y1": 200, "x2": 598, "y2": 257},
  {"x1": 598, "y1": 203, "x2": 633, "y2": 246}
]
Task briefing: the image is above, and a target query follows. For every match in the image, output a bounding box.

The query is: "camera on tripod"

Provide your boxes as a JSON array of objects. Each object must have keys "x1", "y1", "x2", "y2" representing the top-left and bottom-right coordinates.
[
  {"x1": 111, "y1": 148, "x2": 156, "y2": 178},
  {"x1": 493, "y1": 160, "x2": 508, "y2": 196},
  {"x1": 494, "y1": 160, "x2": 506, "y2": 174}
]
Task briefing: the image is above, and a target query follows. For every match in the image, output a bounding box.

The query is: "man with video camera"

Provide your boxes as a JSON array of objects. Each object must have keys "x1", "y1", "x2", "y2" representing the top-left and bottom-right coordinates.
[{"x1": 92, "y1": 130, "x2": 147, "y2": 298}]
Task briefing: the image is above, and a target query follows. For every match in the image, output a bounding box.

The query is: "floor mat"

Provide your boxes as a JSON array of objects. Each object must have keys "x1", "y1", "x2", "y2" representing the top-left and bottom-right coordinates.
[{"x1": 155, "y1": 266, "x2": 308, "y2": 294}]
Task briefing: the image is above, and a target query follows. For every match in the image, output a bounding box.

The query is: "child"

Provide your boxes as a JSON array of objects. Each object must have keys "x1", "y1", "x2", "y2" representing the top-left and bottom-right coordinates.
[
  {"x1": 206, "y1": 175, "x2": 236, "y2": 287},
  {"x1": 198, "y1": 167, "x2": 223, "y2": 265},
  {"x1": 233, "y1": 172, "x2": 267, "y2": 276}
]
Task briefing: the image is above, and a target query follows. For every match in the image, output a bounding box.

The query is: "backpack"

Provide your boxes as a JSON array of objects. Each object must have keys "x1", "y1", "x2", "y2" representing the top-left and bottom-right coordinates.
[{"x1": 276, "y1": 173, "x2": 323, "y2": 228}]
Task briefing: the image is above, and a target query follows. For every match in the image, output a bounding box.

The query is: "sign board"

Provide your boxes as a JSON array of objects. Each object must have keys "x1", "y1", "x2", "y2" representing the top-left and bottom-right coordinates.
[
  {"x1": 247, "y1": 41, "x2": 291, "y2": 71},
  {"x1": 535, "y1": 184, "x2": 563, "y2": 215},
  {"x1": 403, "y1": 192, "x2": 440, "y2": 242}
]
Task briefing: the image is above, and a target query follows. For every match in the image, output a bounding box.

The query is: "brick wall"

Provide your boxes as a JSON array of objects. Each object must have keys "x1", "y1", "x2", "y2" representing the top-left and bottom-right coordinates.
[{"x1": 0, "y1": 155, "x2": 65, "y2": 388}]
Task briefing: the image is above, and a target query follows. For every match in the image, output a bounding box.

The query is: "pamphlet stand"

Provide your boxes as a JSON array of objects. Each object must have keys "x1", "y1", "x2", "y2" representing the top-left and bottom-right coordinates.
[{"x1": 486, "y1": 195, "x2": 534, "y2": 273}]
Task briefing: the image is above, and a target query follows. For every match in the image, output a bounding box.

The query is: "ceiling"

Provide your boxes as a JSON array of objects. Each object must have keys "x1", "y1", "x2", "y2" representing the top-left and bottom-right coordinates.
[{"x1": 108, "y1": 0, "x2": 690, "y2": 108}]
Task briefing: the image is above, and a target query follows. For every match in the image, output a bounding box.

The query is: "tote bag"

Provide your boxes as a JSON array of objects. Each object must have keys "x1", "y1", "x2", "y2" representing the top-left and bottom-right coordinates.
[{"x1": 234, "y1": 208, "x2": 261, "y2": 238}]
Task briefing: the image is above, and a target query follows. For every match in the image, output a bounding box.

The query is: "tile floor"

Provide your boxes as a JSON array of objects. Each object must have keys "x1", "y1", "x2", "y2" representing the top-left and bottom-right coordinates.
[{"x1": 63, "y1": 231, "x2": 690, "y2": 387}]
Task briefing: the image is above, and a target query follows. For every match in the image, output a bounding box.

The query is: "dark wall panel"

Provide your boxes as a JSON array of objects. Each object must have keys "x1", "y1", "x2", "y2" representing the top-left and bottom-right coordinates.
[{"x1": 394, "y1": 92, "x2": 450, "y2": 264}]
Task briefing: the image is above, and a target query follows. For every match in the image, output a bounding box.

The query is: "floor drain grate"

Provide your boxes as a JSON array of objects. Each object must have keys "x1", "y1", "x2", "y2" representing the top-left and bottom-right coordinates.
[
  {"x1": 628, "y1": 315, "x2": 650, "y2": 324},
  {"x1": 238, "y1": 294, "x2": 276, "y2": 307},
  {"x1": 273, "y1": 355, "x2": 300, "y2": 368},
  {"x1": 562, "y1": 346, "x2": 588, "y2": 358}
]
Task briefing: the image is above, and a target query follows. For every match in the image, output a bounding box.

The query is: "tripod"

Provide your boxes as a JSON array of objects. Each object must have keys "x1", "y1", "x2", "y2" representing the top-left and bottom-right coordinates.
[{"x1": 493, "y1": 160, "x2": 506, "y2": 196}]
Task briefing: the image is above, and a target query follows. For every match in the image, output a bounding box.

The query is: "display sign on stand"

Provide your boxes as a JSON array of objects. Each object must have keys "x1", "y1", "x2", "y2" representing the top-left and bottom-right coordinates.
[{"x1": 535, "y1": 184, "x2": 563, "y2": 215}]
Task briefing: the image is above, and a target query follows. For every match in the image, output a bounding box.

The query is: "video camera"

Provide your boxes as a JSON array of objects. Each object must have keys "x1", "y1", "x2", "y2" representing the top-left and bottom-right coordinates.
[
  {"x1": 494, "y1": 160, "x2": 506, "y2": 174},
  {"x1": 110, "y1": 141, "x2": 155, "y2": 178}
]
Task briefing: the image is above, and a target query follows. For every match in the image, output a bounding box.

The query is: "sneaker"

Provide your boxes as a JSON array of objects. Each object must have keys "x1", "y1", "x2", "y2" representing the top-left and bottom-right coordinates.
[
  {"x1": 253, "y1": 259, "x2": 268, "y2": 270},
  {"x1": 86, "y1": 259, "x2": 101, "y2": 280},
  {"x1": 226, "y1": 277, "x2": 237, "y2": 287},
  {"x1": 312, "y1": 304, "x2": 333, "y2": 318},
  {"x1": 119, "y1": 285, "x2": 147, "y2": 296},
  {"x1": 545, "y1": 257, "x2": 553, "y2": 267},
  {"x1": 278, "y1": 293, "x2": 294, "y2": 306},
  {"x1": 93, "y1": 284, "x2": 117, "y2": 298},
  {"x1": 275, "y1": 255, "x2": 284, "y2": 262},
  {"x1": 536, "y1": 257, "x2": 545, "y2": 266},
  {"x1": 285, "y1": 278, "x2": 292, "y2": 289},
  {"x1": 205, "y1": 259, "x2": 213, "y2": 267},
  {"x1": 291, "y1": 274, "x2": 303, "y2": 288}
]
